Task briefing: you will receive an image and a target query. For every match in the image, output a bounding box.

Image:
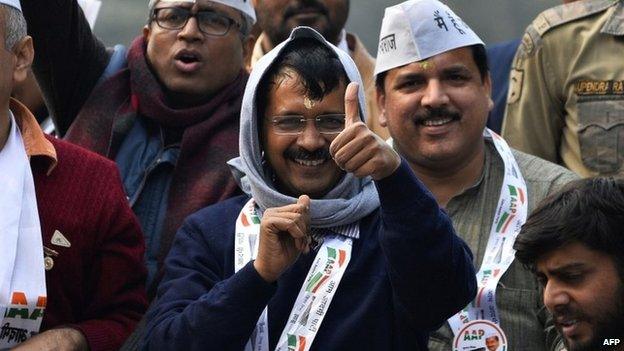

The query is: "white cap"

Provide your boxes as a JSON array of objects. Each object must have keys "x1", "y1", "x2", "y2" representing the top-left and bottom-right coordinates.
[
  {"x1": 148, "y1": 0, "x2": 256, "y2": 25},
  {"x1": 374, "y1": 0, "x2": 483, "y2": 75},
  {"x1": 0, "y1": 0, "x2": 21, "y2": 11}
]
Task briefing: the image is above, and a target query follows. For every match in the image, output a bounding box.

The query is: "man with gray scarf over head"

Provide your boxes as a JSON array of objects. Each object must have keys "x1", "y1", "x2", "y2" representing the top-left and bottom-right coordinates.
[{"x1": 143, "y1": 26, "x2": 477, "y2": 350}]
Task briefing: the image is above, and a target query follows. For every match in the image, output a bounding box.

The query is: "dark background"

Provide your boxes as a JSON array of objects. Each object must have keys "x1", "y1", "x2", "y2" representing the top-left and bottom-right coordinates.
[{"x1": 94, "y1": 0, "x2": 561, "y2": 54}]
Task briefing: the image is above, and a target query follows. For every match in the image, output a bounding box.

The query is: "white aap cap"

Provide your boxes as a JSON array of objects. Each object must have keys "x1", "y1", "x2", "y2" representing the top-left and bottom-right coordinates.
[
  {"x1": 148, "y1": 0, "x2": 256, "y2": 25},
  {"x1": 374, "y1": 0, "x2": 483, "y2": 75},
  {"x1": 0, "y1": 0, "x2": 21, "y2": 11}
]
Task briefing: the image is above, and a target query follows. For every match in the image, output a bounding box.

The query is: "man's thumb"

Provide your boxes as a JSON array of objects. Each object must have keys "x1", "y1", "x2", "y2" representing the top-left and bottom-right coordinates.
[{"x1": 298, "y1": 195, "x2": 310, "y2": 210}]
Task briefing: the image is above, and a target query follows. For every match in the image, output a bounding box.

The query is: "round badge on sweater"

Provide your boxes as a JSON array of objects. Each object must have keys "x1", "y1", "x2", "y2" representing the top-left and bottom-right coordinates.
[
  {"x1": 453, "y1": 319, "x2": 507, "y2": 351},
  {"x1": 44, "y1": 257, "x2": 54, "y2": 271}
]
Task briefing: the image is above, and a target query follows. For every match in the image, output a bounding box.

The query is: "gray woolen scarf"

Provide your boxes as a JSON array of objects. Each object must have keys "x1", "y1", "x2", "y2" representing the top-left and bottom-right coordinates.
[{"x1": 227, "y1": 27, "x2": 380, "y2": 228}]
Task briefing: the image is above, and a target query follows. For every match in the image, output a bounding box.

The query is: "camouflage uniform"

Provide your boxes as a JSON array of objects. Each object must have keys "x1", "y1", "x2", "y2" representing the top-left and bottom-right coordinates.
[{"x1": 502, "y1": 0, "x2": 624, "y2": 177}]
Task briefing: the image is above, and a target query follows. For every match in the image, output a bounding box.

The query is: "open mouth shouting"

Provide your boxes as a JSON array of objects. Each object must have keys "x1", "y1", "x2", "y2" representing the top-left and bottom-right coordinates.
[{"x1": 174, "y1": 49, "x2": 202, "y2": 73}]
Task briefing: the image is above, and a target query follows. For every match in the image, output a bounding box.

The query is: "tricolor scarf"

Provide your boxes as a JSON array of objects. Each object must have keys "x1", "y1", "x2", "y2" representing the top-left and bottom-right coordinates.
[
  {"x1": 65, "y1": 37, "x2": 247, "y2": 288},
  {"x1": 0, "y1": 112, "x2": 47, "y2": 347}
]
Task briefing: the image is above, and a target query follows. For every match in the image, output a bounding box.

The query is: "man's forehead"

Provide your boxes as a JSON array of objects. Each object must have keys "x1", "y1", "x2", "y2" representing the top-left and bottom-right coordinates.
[
  {"x1": 155, "y1": 0, "x2": 213, "y2": 8},
  {"x1": 158, "y1": 0, "x2": 195, "y2": 4},
  {"x1": 390, "y1": 51, "x2": 473, "y2": 76},
  {"x1": 151, "y1": 0, "x2": 256, "y2": 22},
  {"x1": 154, "y1": 0, "x2": 240, "y2": 17},
  {"x1": 535, "y1": 242, "x2": 601, "y2": 272}
]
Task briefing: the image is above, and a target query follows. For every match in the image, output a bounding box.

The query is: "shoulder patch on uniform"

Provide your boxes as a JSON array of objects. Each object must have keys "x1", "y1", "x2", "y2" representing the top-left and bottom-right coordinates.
[
  {"x1": 531, "y1": 0, "x2": 617, "y2": 37},
  {"x1": 507, "y1": 69, "x2": 524, "y2": 105},
  {"x1": 515, "y1": 26, "x2": 541, "y2": 60}
]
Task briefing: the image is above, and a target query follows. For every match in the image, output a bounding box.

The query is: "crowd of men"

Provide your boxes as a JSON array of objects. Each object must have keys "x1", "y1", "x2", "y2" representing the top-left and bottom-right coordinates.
[{"x1": 0, "y1": 0, "x2": 622, "y2": 350}]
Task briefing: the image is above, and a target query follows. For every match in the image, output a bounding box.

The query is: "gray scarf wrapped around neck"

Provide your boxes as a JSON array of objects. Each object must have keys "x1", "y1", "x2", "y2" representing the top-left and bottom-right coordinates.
[{"x1": 228, "y1": 27, "x2": 380, "y2": 228}]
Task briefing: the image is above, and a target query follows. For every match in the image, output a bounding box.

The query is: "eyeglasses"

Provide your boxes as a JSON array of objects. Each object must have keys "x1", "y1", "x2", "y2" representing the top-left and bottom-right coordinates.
[
  {"x1": 269, "y1": 114, "x2": 346, "y2": 135},
  {"x1": 152, "y1": 7, "x2": 241, "y2": 36}
]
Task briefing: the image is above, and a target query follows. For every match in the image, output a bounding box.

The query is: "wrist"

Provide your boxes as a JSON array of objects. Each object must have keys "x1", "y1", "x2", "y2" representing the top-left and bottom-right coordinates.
[
  {"x1": 56, "y1": 328, "x2": 88, "y2": 351},
  {"x1": 373, "y1": 151, "x2": 401, "y2": 181},
  {"x1": 253, "y1": 259, "x2": 279, "y2": 283}
]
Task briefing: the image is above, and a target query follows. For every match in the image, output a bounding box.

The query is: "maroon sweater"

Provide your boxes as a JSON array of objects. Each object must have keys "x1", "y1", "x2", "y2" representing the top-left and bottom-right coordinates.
[{"x1": 31, "y1": 135, "x2": 147, "y2": 350}]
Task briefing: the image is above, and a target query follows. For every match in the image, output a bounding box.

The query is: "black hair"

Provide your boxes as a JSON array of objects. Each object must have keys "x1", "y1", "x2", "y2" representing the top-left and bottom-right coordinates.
[
  {"x1": 513, "y1": 177, "x2": 624, "y2": 279},
  {"x1": 375, "y1": 44, "x2": 489, "y2": 91},
  {"x1": 256, "y1": 38, "x2": 349, "y2": 120}
]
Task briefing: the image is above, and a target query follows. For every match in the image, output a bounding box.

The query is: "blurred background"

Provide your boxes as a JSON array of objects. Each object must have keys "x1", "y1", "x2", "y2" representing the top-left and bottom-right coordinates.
[{"x1": 95, "y1": 0, "x2": 561, "y2": 53}]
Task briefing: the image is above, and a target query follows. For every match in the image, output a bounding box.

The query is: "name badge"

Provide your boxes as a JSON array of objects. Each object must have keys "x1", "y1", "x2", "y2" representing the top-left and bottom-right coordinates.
[{"x1": 453, "y1": 319, "x2": 507, "y2": 351}]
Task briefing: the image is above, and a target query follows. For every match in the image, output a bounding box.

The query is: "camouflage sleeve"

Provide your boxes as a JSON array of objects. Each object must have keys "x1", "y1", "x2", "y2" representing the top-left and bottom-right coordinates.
[{"x1": 502, "y1": 25, "x2": 565, "y2": 164}]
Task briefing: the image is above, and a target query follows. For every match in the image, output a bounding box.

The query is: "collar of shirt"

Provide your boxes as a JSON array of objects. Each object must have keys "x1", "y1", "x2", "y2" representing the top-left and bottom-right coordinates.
[
  {"x1": 310, "y1": 222, "x2": 359, "y2": 250},
  {"x1": 10, "y1": 98, "x2": 57, "y2": 174},
  {"x1": 450, "y1": 140, "x2": 493, "y2": 200},
  {"x1": 601, "y1": 0, "x2": 624, "y2": 36}
]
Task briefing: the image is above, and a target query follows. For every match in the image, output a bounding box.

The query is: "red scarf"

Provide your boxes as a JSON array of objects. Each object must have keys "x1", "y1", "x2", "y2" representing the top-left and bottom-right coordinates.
[{"x1": 66, "y1": 37, "x2": 246, "y2": 292}]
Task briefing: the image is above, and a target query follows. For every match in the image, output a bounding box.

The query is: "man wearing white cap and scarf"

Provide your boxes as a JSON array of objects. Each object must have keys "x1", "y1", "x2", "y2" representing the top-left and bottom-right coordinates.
[
  {"x1": 0, "y1": 1, "x2": 147, "y2": 350},
  {"x1": 21, "y1": 0, "x2": 256, "y2": 294},
  {"x1": 143, "y1": 26, "x2": 476, "y2": 350},
  {"x1": 374, "y1": 1, "x2": 577, "y2": 350}
]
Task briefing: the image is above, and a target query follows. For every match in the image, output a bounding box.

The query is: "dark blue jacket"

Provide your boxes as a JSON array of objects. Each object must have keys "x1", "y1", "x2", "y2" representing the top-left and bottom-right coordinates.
[{"x1": 143, "y1": 161, "x2": 477, "y2": 350}]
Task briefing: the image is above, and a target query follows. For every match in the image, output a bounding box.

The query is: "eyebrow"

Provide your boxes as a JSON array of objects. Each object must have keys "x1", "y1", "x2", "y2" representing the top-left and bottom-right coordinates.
[
  {"x1": 441, "y1": 65, "x2": 472, "y2": 75},
  {"x1": 391, "y1": 72, "x2": 426, "y2": 88},
  {"x1": 541, "y1": 262, "x2": 588, "y2": 276},
  {"x1": 393, "y1": 64, "x2": 472, "y2": 81}
]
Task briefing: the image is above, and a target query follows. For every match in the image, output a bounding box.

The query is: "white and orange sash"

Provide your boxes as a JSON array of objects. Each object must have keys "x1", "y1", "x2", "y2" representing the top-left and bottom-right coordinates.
[
  {"x1": 0, "y1": 112, "x2": 47, "y2": 348},
  {"x1": 234, "y1": 199, "x2": 354, "y2": 351},
  {"x1": 448, "y1": 129, "x2": 528, "y2": 350}
]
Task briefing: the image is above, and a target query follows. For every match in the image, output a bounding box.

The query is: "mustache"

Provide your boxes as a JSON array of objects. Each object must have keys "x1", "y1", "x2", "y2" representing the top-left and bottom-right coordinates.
[
  {"x1": 413, "y1": 107, "x2": 461, "y2": 122},
  {"x1": 283, "y1": 0, "x2": 329, "y2": 19},
  {"x1": 552, "y1": 305, "x2": 589, "y2": 325},
  {"x1": 284, "y1": 147, "x2": 331, "y2": 161}
]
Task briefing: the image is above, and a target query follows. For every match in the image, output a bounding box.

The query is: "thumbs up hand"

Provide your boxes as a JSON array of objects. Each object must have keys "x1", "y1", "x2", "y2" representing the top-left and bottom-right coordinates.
[{"x1": 329, "y1": 82, "x2": 400, "y2": 180}]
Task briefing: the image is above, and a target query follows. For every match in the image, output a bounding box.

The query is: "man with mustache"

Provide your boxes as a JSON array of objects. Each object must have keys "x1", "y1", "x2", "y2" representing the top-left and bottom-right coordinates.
[
  {"x1": 251, "y1": 0, "x2": 388, "y2": 139},
  {"x1": 514, "y1": 177, "x2": 624, "y2": 351},
  {"x1": 143, "y1": 26, "x2": 477, "y2": 350},
  {"x1": 374, "y1": 1, "x2": 578, "y2": 350},
  {"x1": 20, "y1": 0, "x2": 256, "y2": 294}
]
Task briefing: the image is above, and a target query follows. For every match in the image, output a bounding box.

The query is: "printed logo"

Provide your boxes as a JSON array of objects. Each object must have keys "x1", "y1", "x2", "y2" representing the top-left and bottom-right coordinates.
[
  {"x1": 453, "y1": 320, "x2": 507, "y2": 351},
  {"x1": 51, "y1": 230, "x2": 71, "y2": 248},
  {"x1": 495, "y1": 185, "x2": 525, "y2": 233},
  {"x1": 475, "y1": 270, "x2": 494, "y2": 309},
  {"x1": 287, "y1": 334, "x2": 307, "y2": 351},
  {"x1": 3, "y1": 292, "x2": 46, "y2": 320},
  {"x1": 240, "y1": 204, "x2": 260, "y2": 227},
  {"x1": 604, "y1": 339, "x2": 621, "y2": 346},
  {"x1": 378, "y1": 34, "x2": 396, "y2": 54},
  {"x1": 305, "y1": 247, "x2": 346, "y2": 293}
]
